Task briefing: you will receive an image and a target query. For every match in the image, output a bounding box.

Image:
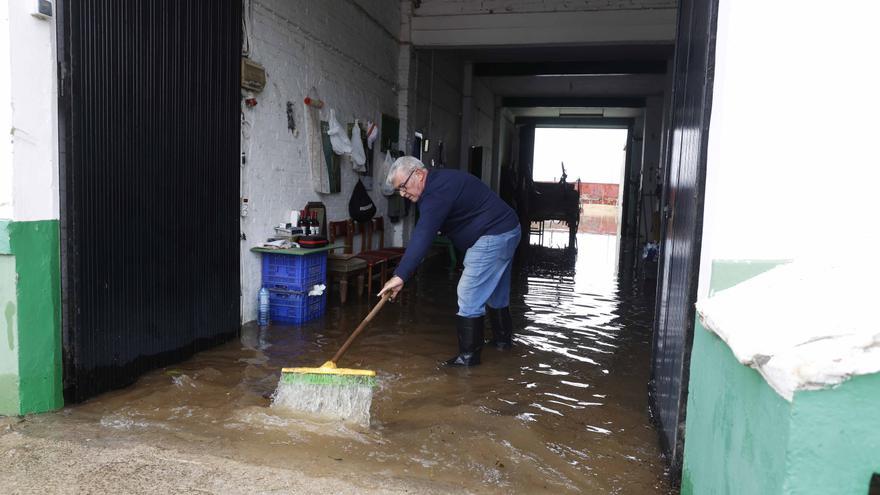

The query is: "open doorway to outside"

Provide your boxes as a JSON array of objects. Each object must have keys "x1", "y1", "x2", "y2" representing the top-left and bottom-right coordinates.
[{"x1": 530, "y1": 127, "x2": 629, "y2": 276}]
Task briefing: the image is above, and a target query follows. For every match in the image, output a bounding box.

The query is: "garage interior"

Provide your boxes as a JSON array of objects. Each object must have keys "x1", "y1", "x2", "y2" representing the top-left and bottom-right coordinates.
[{"x1": 44, "y1": 0, "x2": 716, "y2": 491}]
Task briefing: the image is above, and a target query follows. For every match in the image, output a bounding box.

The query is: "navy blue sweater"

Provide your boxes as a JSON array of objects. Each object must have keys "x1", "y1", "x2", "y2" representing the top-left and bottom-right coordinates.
[{"x1": 394, "y1": 169, "x2": 519, "y2": 282}]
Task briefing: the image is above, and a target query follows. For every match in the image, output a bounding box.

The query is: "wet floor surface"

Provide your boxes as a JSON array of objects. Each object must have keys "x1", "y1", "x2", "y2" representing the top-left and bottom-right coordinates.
[{"x1": 6, "y1": 234, "x2": 670, "y2": 494}]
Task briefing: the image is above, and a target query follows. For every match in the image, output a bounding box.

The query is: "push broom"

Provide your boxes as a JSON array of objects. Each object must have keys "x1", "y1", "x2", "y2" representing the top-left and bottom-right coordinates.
[{"x1": 272, "y1": 291, "x2": 392, "y2": 425}]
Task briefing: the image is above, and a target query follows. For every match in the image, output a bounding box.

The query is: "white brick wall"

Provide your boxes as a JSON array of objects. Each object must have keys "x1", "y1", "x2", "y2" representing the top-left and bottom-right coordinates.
[{"x1": 240, "y1": 0, "x2": 400, "y2": 321}]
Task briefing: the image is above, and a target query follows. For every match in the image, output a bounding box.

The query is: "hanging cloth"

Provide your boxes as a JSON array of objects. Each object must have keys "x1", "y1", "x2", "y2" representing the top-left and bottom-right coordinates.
[
  {"x1": 327, "y1": 109, "x2": 351, "y2": 155},
  {"x1": 350, "y1": 120, "x2": 367, "y2": 172},
  {"x1": 365, "y1": 121, "x2": 378, "y2": 149},
  {"x1": 305, "y1": 98, "x2": 330, "y2": 193}
]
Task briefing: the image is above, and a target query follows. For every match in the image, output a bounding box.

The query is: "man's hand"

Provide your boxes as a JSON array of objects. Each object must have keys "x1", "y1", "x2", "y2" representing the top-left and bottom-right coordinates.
[{"x1": 379, "y1": 276, "x2": 404, "y2": 300}]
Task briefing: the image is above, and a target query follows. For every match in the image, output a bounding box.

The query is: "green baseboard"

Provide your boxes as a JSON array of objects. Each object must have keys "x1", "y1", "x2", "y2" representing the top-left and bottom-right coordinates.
[{"x1": 0, "y1": 219, "x2": 63, "y2": 415}]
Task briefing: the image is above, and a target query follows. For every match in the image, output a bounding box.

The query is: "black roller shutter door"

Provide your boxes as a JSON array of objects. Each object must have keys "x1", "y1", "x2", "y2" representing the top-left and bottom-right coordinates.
[{"x1": 58, "y1": 0, "x2": 242, "y2": 402}]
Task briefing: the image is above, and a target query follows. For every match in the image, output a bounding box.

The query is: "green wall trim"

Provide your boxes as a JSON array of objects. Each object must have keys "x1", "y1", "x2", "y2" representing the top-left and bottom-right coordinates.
[
  {"x1": 8, "y1": 219, "x2": 63, "y2": 414},
  {"x1": 784, "y1": 373, "x2": 880, "y2": 494},
  {"x1": 0, "y1": 373, "x2": 20, "y2": 416},
  {"x1": 681, "y1": 320, "x2": 792, "y2": 494},
  {"x1": 0, "y1": 254, "x2": 19, "y2": 417},
  {"x1": 0, "y1": 219, "x2": 11, "y2": 254},
  {"x1": 682, "y1": 259, "x2": 789, "y2": 494},
  {"x1": 684, "y1": 259, "x2": 880, "y2": 494},
  {"x1": 708, "y1": 259, "x2": 789, "y2": 296}
]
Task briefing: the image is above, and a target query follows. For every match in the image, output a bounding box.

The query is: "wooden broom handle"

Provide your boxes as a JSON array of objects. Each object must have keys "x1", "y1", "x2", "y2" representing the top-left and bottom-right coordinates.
[{"x1": 330, "y1": 291, "x2": 392, "y2": 364}]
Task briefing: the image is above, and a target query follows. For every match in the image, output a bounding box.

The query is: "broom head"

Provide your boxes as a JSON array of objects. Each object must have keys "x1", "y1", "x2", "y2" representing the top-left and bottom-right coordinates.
[{"x1": 280, "y1": 361, "x2": 377, "y2": 387}]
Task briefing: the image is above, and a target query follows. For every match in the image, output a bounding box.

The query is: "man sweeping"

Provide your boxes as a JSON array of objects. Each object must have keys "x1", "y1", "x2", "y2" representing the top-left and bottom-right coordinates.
[{"x1": 379, "y1": 156, "x2": 521, "y2": 366}]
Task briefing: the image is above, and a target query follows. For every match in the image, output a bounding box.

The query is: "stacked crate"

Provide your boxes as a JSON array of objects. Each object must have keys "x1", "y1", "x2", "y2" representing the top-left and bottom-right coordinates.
[{"x1": 261, "y1": 252, "x2": 328, "y2": 324}]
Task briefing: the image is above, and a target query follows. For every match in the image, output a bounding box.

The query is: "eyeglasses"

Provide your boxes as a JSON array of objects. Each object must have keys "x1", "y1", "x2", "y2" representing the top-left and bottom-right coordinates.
[{"x1": 397, "y1": 169, "x2": 417, "y2": 193}]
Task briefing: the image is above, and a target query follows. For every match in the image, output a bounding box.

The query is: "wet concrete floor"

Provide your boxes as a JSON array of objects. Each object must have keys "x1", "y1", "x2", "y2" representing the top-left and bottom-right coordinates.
[{"x1": 2, "y1": 233, "x2": 670, "y2": 494}]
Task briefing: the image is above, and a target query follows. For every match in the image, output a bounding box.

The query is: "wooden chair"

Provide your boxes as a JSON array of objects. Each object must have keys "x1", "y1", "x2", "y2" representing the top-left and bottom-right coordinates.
[
  {"x1": 327, "y1": 220, "x2": 366, "y2": 304},
  {"x1": 367, "y1": 216, "x2": 405, "y2": 275},
  {"x1": 352, "y1": 220, "x2": 391, "y2": 297},
  {"x1": 355, "y1": 218, "x2": 408, "y2": 293},
  {"x1": 372, "y1": 217, "x2": 405, "y2": 254}
]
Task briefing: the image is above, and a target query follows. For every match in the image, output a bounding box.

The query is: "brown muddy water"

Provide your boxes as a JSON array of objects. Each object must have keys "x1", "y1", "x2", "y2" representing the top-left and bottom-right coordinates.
[{"x1": 4, "y1": 234, "x2": 670, "y2": 494}]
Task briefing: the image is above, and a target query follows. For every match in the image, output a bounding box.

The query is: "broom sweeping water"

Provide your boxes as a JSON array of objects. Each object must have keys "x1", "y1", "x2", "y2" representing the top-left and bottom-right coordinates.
[{"x1": 272, "y1": 291, "x2": 392, "y2": 425}]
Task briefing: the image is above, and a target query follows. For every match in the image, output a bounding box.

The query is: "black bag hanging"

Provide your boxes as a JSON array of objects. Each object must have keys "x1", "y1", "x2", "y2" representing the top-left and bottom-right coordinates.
[{"x1": 349, "y1": 178, "x2": 377, "y2": 222}]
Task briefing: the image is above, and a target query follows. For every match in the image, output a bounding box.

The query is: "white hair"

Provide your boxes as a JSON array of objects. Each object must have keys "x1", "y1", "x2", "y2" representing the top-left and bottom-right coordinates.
[{"x1": 382, "y1": 156, "x2": 426, "y2": 195}]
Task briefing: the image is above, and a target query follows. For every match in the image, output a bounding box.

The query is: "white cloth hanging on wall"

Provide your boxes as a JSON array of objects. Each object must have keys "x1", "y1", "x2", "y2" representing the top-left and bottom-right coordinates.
[
  {"x1": 305, "y1": 101, "x2": 330, "y2": 194},
  {"x1": 327, "y1": 109, "x2": 352, "y2": 155},
  {"x1": 350, "y1": 120, "x2": 367, "y2": 171},
  {"x1": 366, "y1": 121, "x2": 378, "y2": 149}
]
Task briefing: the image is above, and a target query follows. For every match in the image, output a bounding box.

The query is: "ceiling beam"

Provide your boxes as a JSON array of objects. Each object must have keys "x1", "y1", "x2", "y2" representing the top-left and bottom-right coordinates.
[
  {"x1": 514, "y1": 116, "x2": 634, "y2": 128},
  {"x1": 411, "y1": 9, "x2": 677, "y2": 48},
  {"x1": 474, "y1": 60, "x2": 667, "y2": 77},
  {"x1": 503, "y1": 97, "x2": 645, "y2": 108}
]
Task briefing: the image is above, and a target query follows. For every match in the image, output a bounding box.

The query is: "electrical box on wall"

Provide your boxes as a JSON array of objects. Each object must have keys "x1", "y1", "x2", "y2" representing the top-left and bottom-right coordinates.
[
  {"x1": 241, "y1": 58, "x2": 266, "y2": 92},
  {"x1": 31, "y1": 0, "x2": 53, "y2": 19}
]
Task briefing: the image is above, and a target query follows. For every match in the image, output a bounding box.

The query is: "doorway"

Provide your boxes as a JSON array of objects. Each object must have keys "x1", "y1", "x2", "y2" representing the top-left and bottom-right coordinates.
[{"x1": 533, "y1": 127, "x2": 628, "y2": 241}]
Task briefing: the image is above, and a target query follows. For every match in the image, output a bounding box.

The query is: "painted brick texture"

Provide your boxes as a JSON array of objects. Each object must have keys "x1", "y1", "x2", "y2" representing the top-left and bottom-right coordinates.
[{"x1": 240, "y1": 0, "x2": 401, "y2": 321}]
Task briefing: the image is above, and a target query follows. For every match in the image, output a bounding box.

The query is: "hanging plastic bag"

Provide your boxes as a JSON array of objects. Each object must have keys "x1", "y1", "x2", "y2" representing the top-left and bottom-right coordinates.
[
  {"x1": 327, "y1": 109, "x2": 351, "y2": 155},
  {"x1": 350, "y1": 120, "x2": 367, "y2": 171},
  {"x1": 379, "y1": 151, "x2": 396, "y2": 197}
]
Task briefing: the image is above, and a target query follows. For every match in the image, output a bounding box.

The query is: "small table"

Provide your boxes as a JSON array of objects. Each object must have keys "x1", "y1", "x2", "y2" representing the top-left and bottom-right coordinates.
[{"x1": 250, "y1": 246, "x2": 337, "y2": 256}]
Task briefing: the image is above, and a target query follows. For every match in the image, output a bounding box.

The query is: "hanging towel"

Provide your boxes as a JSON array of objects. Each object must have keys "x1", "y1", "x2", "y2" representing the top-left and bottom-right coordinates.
[
  {"x1": 327, "y1": 109, "x2": 351, "y2": 155},
  {"x1": 350, "y1": 120, "x2": 367, "y2": 171},
  {"x1": 305, "y1": 100, "x2": 330, "y2": 193},
  {"x1": 366, "y1": 120, "x2": 378, "y2": 149}
]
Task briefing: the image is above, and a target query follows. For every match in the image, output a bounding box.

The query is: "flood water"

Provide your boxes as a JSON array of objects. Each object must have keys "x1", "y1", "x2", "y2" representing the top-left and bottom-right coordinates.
[{"x1": 12, "y1": 233, "x2": 670, "y2": 493}]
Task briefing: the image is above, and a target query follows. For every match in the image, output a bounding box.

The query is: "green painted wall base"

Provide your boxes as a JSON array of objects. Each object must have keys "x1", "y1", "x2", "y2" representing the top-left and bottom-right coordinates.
[
  {"x1": 0, "y1": 219, "x2": 62, "y2": 415},
  {"x1": 682, "y1": 260, "x2": 880, "y2": 494},
  {"x1": 0, "y1": 373, "x2": 20, "y2": 416}
]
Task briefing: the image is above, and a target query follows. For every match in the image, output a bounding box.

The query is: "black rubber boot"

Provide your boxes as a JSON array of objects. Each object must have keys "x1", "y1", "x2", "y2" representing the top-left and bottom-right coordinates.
[
  {"x1": 486, "y1": 306, "x2": 513, "y2": 350},
  {"x1": 445, "y1": 316, "x2": 483, "y2": 366}
]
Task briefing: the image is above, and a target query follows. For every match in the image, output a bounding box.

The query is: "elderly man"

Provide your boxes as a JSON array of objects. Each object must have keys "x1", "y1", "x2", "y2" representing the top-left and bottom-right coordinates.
[{"x1": 379, "y1": 156, "x2": 520, "y2": 366}]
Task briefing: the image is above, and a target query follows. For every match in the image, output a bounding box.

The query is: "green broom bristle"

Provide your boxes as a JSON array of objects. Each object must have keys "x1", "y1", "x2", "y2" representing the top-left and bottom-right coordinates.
[{"x1": 280, "y1": 372, "x2": 377, "y2": 387}]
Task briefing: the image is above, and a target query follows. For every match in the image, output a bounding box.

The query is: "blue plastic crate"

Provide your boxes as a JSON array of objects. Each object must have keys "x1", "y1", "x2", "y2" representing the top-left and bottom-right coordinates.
[
  {"x1": 261, "y1": 252, "x2": 327, "y2": 292},
  {"x1": 268, "y1": 289, "x2": 326, "y2": 325}
]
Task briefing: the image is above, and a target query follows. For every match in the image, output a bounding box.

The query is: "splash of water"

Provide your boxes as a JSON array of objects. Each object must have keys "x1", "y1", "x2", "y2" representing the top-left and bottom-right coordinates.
[{"x1": 271, "y1": 379, "x2": 373, "y2": 427}]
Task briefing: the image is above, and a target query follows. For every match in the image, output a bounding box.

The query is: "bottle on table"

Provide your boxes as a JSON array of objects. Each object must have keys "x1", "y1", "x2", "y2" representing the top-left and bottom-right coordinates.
[
  {"x1": 311, "y1": 211, "x2": 320, "y2": 236},
  {"x1": 297, "y1": 209, "x2": 307, "y2": 234}
]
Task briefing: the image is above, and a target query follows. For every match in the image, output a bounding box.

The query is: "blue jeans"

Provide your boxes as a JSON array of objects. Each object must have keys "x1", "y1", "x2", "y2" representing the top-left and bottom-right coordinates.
[{"x1": 457, "y1": 227, "x2": 521, "y2": 317}]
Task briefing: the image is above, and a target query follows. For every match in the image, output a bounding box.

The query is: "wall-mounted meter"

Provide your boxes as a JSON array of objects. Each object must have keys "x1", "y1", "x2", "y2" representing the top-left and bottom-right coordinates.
[
  {"x1": 32, "y1": 0, "x2": 53, "y2": 20},
  {"x1": 241, "y1": 58, "x2": 266, "y2": 92}
]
